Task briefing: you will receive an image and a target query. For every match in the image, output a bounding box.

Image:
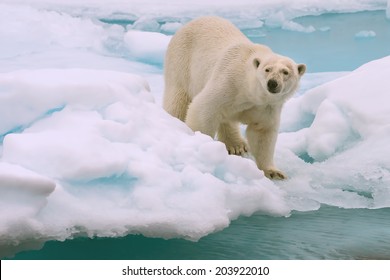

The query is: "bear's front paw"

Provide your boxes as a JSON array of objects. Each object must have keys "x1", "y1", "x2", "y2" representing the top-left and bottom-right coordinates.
[
  {"x1": 264, "y1": 169, "x2": 287, "y2": 180},
  {"x1": 226, "y1": 141, "x2": 249, "y2": 156}
]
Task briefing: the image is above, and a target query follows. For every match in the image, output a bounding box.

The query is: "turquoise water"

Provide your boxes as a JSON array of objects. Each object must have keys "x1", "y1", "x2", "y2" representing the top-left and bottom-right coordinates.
[
  {"x1": 247, "y1": 11, "x2": 390, "y2": 72},
  {"x1": 9, "y1": 206, "x2": 390, "y2": 260},
  {"x1": 5, "y1": 11, "x2": 390, "y2": 260}
]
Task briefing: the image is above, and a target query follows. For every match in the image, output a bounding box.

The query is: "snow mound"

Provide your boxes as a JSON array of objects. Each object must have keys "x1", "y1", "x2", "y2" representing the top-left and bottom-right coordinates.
[
  {"x1": 278, "y1": 56, "x2": 390, "y2": 209},
  {"x1": 0, "y1": 4, "x2": 113, "y2": 59},
  {"x1": 0, "y1": 68, "x2": 289, "y2": 254}
]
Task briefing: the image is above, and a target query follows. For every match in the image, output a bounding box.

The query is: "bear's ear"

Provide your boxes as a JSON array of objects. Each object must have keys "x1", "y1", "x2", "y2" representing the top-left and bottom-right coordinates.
[
  {"x1": 297, "y1": 64, "x2": 306, "y2": 76},
  {"x1": 253, "y1": 58, "x2": 261, "y2": 69}
]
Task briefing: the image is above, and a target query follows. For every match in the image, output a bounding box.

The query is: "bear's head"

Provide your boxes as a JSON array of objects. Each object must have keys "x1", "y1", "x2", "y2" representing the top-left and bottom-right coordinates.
[{"x1": 253, "y1": 55, "x2": 306, "y2": 100}]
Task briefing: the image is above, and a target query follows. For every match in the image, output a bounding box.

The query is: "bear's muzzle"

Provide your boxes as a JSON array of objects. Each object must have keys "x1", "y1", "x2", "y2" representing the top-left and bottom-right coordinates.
[{"x1": 267, "y1": 79, "x2": 281, "y2": 94}]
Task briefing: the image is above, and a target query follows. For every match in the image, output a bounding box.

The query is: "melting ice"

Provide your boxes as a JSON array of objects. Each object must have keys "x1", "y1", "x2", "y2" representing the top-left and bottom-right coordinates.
[{"x1": 0, "y1": 0, "x2": 390, "y2": 258}]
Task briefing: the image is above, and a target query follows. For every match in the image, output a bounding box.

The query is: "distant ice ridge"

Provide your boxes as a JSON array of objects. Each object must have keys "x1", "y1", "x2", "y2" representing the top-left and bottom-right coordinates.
[
  {"x1": 0, "y1": 4, "x2": 171, "y2": 70},
  {"x1": 1, "y1": 0, "x2": 388, "y2": 34}
]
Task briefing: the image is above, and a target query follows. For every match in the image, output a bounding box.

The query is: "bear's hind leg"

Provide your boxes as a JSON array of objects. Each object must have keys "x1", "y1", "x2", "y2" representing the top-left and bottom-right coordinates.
[
  {"x1": 185, "y1": 92, "x2": 220, "y2": 138},
  {"x1": 218, "y1": 122, "x2": 248, "y2": 155},
  {"x1": 163, "y1": 87, "x2": 190, "y2": 122}
]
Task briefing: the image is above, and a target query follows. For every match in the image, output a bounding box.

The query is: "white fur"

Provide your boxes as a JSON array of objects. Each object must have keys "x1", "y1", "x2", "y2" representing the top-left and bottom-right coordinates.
[{"x1": 163, "y1": 16, "x2": 306, "y2": 179}]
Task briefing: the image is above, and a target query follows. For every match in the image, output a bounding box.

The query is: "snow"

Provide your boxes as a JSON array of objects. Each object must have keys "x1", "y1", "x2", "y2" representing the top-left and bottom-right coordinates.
[
  {"x1": 0, "y1": 5, "x2": 110, "y2": 59},
  {"x1": 355, "y1": 30, "x2": 377, "y2": 38},
  {"x1": 0, "y1": 68, "x2": 288, "y2": 252},
  {"x1": 0, "y1": 0, "x2": 390, "y2": 257},
  {"x1": 388, "y1": 0, "x2": 390, "y2": 18},
  {"x1": 1, "y1": 1, "x2": 387, "y2": 37},
  {"x1": 160, "y1": 22, "x2": 183, "y2": 34},
  {"x1": 277, "y1": 57, "x2": 390, "y2": 209},
  {"x1": 265, "y1": 11, "x2": 316, "y2": 33},
  {"x1": 124, "y1": 31, "x2": 171, "y2": 65},
  {"x1": 131, "y1": 17, "x2": 160, "y2": 32}
]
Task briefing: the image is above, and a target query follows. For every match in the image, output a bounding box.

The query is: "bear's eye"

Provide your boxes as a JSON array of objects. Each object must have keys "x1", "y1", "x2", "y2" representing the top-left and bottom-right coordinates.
[
  {"x1": 265, "y1": 68, "x2": 271, "y2": 73},
  {"x1": 283, "y1": 70, "x2": 289, "y2": 75}
]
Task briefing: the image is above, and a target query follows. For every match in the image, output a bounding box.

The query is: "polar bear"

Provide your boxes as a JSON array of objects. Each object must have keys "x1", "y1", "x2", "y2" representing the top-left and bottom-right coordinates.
[{"x1": 163, "y1": 16, "x2": 306, "y2": 180}]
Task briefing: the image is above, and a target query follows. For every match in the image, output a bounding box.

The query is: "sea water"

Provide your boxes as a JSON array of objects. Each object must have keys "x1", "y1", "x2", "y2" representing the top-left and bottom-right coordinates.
[
  {"x1": 248, "y1": 11, "x2": 390, "y2": 72},
  {"x1": 11, "y1": 206, "x2": 390, "y2": 260},
  {"x1": 6, "y1": 10, "x2": 390, "y2": 260}
]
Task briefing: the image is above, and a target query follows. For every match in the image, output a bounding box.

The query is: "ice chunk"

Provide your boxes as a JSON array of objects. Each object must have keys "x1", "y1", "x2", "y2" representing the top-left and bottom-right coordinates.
[
  {"x1": 0, "y1": 162, "x2": 55, "y2": 255},
  {"x1": 1, "y1": 69, "x2": 152, "y2": 180},
  {"x1": 0, "y1": 162, "x2": 55, "y2": 196},
  {"x1": 131, "y1": 16, "x2": 160, "y2": 32},
  {"x1": 387, "y1": 0, "x2": 390, "y2": 19},
  {"x1": 282, "y1": 56, "x2": 390, "y2": 155},
  {"x1": 124, "y1": 30, "x2": 171, "y2": 65},
  {"x1": 278, "y1": 56, "x2": 390, "y2": 209},
  {"x1": 0, "y1": 4, "x2": 111, "y2": 59},
  {"x1": 355, "y1": 30, "x2": 376, "y2": 38},
  {"x1": 3, "y1": 111, "x2": 133, "y2": 181},
  {"x1": 0, "y1": 69, "x2": 152, "y2": 136},
  {"x1": 231, "y1": 18, "x2": 264, "y2": 30},
  {"x1": 306, "y1": 100, "x2": 352, "y2": 161},
  {"x1": 265, "y1": 11, "x2": 315, "y2": 33},
  {"x1": 282, "y1": 21, "x2": 315, "y2": 33},
  {"x1": 160, "y1": 22, "x2": 183, "y2": 34},
  {"x1": 319, "y1": 26, "x2": 331, "y2": 32}
]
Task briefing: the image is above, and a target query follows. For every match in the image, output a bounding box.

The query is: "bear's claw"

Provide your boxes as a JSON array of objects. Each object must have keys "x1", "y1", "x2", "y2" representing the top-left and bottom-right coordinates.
[
  {"x1": 226, "y1": 142, "x2": 249, "y2": 156},
  {"x1": 264, "y1": 169, "x2": 287, "y2": 180}
]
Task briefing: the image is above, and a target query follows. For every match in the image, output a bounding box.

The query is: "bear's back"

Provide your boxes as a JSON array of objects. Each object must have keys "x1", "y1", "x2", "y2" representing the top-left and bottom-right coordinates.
[{"x1": 165, "y1": 16, "x2": 251, "y2": 98}]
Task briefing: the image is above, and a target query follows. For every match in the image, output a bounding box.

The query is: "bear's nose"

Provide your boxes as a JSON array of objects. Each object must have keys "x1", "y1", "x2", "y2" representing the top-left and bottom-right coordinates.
[{"x1": 267, "y1": 79, "x2": 279, "y2": 93}]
